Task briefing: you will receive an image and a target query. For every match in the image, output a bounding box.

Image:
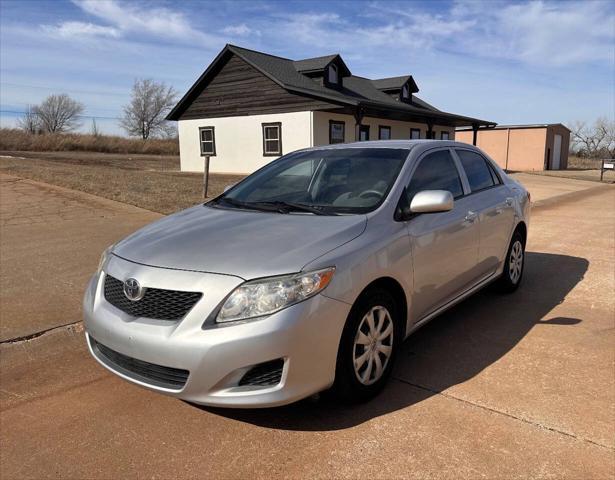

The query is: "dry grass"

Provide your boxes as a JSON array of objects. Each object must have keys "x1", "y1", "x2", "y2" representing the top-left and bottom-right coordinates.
[
  {"x1": 1, "y1": 150, "x2": 180, "y2": 171},
  {"x1": 567, "y1": 156, "x2": 606, "y2": 170},
  {"x1": 521, "y1": 156, "x2": 615, "y2": 183},
  {"x1": 0, "y1": 152, "x2": 244, "y2": 214},
  {"x1": 0, "y1": 129, "x2": 179, "y2": 155}
]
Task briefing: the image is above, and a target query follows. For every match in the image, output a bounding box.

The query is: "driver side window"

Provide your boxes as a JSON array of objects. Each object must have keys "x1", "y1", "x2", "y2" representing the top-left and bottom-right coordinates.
[{"x1": 407, "y1": 150, "x2": 464, "y2": 202}]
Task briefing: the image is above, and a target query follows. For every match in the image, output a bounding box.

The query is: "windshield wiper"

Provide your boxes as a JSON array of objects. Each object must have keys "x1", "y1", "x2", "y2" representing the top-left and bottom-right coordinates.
[
  {"x1": 214, "y1": 197, "x2": 335, "y2": 215},
  {"x1": 214, "y1": 197, "x2": 281, "y2": 212},
  {"x1": 255, "y1": 201, "x2": 335, "y2": 216}
]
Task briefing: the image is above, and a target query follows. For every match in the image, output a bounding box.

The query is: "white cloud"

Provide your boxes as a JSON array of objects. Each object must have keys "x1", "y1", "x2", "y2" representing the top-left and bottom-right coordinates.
[
  {"x1": 71, "y1": 0, "x2": 221, "y2": 44},
  {"x1": 223, "y1": 23, "x2": 259, "y2": 37},
  {"x1": 43, "y1": 21, "x2": 121, "y2": 39},
  {"x1": 262, "y1": 1, "x2": 613, "y2": 68},
  {"x1": 449, "y1": 0, "x2": 615, "y2": 66}
]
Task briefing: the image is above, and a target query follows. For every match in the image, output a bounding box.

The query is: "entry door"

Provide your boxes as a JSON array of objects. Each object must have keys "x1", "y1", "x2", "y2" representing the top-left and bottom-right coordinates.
[
  {"x1": 552, "y1": 134, "x2": 562, "y2": 170},
  {"x1": 359, "y1": 125, "x2": 370, "y2": 141},
  {"x1": 405, "y1": 149, "x2": 480, "y2": 321}
]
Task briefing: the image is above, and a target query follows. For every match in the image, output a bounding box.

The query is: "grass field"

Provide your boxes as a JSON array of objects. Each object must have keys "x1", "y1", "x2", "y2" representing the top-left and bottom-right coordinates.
[{"x1": 0, "y1": 151, "x2": 244, "y2": 214}]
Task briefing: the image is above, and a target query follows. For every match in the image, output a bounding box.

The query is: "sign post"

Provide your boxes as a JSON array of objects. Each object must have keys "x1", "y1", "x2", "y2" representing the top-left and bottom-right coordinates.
[
  {"x1": 203, "y1": 155, "x2": 210, "y2": 199},
  {"x1": 601, "y1": 159, "x2": 614, "y2": 182}
]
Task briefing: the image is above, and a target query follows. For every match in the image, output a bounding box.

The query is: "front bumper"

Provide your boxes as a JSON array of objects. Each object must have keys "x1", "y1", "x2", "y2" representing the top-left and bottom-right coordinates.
[{"x1": 83, "y1": 254, "x2": 351, "y2": 408}]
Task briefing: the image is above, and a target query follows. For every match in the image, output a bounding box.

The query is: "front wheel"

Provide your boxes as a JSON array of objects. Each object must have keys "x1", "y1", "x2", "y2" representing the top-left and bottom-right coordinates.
[
  {"x1": 330, "y1": 288, "x2": 399, "y2": 402},
  {"x1": 496, "y1": 231, "x2": 525, "y2": 293}
]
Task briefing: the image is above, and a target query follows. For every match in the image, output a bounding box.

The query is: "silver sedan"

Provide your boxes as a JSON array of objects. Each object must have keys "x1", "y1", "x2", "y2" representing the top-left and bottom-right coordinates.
[{"x1": 83, "y1": 140, "x2": 530, "y2": 407}]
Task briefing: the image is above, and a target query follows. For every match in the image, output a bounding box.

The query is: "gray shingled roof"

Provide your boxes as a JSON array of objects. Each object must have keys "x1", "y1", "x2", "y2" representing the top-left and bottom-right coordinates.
[
  {"x1": 293, "y1": 54, "x2": 338, "y2": 72},
  {"x1": 371, "y1": 76, "x2": 412, "y2": 90},
  {"x1": 168, "y1": 44, "x2": 494, "y2": 126}
]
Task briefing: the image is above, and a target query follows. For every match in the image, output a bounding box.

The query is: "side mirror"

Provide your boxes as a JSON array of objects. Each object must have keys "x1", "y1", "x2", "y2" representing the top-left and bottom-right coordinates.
[
  {"x1": 410, "y1": 190, "x2": 454, "y2": 214},
  {"x1": 223, "y1": 184, "x2": 235, "y2": 193}
]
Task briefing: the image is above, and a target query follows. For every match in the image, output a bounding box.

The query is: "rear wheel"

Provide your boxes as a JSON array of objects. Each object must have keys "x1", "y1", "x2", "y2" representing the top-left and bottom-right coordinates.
[
  {"x1": 496, "y1": 231, "x2": 525, "y2": 293},
  {"x1": 331, "y1": 288, "x2": 399, "y2": 402}
]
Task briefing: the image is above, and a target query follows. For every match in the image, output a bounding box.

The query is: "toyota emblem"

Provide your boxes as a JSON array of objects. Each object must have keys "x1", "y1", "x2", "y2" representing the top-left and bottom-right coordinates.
[{"x1": 123, "y1": 278, "x2": 145, "y2": 301}]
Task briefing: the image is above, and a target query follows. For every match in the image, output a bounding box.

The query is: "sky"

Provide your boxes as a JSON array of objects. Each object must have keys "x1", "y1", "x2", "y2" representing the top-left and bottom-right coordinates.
[{"x1": 0, "y1": 0, "x2": 613, "y2": 136}]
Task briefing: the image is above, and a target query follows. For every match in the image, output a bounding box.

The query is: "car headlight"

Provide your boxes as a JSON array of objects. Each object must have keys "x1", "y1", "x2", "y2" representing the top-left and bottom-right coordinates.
[
  {"x1": 97, "y1": 244, "x2": 114, "y2": 274},
  {"x1": 216, "y1": 267, "x2": 335, "y2": 323}
]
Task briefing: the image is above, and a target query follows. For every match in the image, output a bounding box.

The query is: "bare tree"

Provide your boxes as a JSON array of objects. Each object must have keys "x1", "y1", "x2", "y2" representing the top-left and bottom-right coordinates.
[
  {"x1": 16, "y1": 105, "x2": 40, "y2": 134},
  {"x1": 570, "y1": 118, "x2": 614, "y2": 158},
  {"x1": 33, "y1": 94, "x2": 84, "y2": 133},
  {"x1": 120, "y1": 79, "x2": 177, "y2": 139},
  {"x1": 595, "y1": 117, "x2": 615, "y2": 158}
]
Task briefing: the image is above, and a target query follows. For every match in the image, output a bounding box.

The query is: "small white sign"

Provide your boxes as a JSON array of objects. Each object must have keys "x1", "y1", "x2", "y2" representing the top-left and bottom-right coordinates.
[{"x1": 604, "y1": 162, "x2": 615, "y2": 170}]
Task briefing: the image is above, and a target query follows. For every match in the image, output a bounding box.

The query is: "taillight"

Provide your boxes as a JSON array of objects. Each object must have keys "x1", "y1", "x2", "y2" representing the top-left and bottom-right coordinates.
[{"x1": 527, "y1": 191, "x2": 531, "y2": 202}]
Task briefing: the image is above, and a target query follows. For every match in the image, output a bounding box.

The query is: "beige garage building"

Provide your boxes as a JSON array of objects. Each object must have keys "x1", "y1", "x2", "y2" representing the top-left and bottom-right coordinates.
[{"x1": 456, "y1": 124, "x2": 571, "y2": 171}]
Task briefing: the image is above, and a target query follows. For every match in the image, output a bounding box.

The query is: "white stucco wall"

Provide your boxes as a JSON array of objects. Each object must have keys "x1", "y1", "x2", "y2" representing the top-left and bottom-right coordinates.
[
  {"x1": 178, "y1": 111, "x2": 313, "y2": 174},
  {"x1": 312, "y1": 111, "x2": 454, "y2": 144},
  {"x1": 178, "y1": 110, "x2": 456, "y2": 173}
]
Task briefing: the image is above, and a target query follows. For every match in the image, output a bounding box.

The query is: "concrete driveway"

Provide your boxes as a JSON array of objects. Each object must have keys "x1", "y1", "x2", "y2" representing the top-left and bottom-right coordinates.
[
  {"x1": 0, "y1": 174, "x2": 161, "y2": 341},
  {"x1": 1, "y1": 174, "x2": 613, "y2": 479}
]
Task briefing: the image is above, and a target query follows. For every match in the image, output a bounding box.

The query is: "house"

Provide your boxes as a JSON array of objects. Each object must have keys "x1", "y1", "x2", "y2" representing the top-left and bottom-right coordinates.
[
  {"x1": 168, "y1": 44, "x2": 496, "y2": 174},
  {"x1": 456, "y1": 124, "x2": 571, "y2": 171}
]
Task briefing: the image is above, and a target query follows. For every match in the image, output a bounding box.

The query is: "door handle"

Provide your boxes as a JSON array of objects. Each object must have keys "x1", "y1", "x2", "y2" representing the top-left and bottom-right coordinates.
[{"x1": 464, "y1": 211, "x2": 477, "y2": 222}]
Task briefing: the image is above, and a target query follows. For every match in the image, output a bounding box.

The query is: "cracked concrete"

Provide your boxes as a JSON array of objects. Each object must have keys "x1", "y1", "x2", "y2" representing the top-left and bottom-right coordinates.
[
  {"x1": 0, "y1": 174, "x2": 161, "y2": 341},
  {"x1": 0, "y1": 174, "x2": 613, "y2": 479}
]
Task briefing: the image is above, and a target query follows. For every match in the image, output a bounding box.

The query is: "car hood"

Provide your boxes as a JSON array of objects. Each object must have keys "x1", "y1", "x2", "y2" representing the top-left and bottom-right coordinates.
[{"x1": 113, "y1": 205, "x2": 367, "y2": 280}]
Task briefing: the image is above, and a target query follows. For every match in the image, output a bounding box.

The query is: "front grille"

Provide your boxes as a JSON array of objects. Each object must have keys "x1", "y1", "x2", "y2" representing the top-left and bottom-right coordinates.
[
  {"x1": 239, "y1": 359, "x2": 284, "y2": 387},
  {"x1": 104, "y1": 274, "x2": 202, "y2": 321},
  {"x1": 90, "y1": 337, "x2": 189, "y2": 390}
]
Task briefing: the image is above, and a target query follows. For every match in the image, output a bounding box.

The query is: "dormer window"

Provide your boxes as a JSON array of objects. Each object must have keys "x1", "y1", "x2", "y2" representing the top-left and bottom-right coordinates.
[
  {"x1": 401, "y1": 84, "x2": 409, "y2": 100},
  {"x1": 328, "y1": 64, "x2": 338, "y2": 85}
]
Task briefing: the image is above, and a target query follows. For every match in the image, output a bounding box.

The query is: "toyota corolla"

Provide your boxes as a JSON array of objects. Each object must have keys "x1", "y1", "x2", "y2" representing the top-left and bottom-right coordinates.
[{"x1": 83, "y1": 140, "x2": 530, "y2": 408}]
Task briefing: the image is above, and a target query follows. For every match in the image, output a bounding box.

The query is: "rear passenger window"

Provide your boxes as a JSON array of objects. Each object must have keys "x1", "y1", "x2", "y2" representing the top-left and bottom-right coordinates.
[
  {"x1": 486, "y1": 161, "x2": 502, "y2": 185},
  {"x1": 457, "y1": 150, "x2": 495, "y2": 192},
  {"x1": 407, "y1": 150, "x2": 464, "y2": 200}
]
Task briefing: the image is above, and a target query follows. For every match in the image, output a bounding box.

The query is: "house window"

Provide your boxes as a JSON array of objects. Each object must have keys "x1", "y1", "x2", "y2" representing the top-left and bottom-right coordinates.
[
  {"x1": 441, "y1": 131, "x2": 450, "y2": 140},
  {"x1": 329, "y1": 120, "x2": 345, "y2": 144},
  {"x1": 379, "y1": 126, "x2": 391, "y2": 140},
  {"x1": 199, "y1": 127, "x2": 216, "y2": 156},
  {"x1": 410, "y1": 128, "x2": 421, "y2": 139},
  {"x1": 328, "y1": 64, "x2": 338, "y2": 84},
  {"x1": 262, "y1": 122, "x2": 282, "y2": 156}
]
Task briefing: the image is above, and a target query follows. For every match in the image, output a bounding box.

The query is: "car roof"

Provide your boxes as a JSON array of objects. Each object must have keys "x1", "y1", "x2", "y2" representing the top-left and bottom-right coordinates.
[{"x1": 304, "y1": 139, "x2": 474, "y2": 151}]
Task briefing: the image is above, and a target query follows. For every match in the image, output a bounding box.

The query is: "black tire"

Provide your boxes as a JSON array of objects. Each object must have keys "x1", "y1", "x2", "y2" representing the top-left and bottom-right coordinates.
[
  {"x1": 496, "y1": 231, "x2": 525, "y2": 293},
  {"x1": 330, "y1": 287, "x2": 400, "y2": 403}
]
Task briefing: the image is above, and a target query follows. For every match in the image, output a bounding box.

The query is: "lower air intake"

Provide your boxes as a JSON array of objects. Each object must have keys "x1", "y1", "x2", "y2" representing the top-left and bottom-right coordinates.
[{"x1": 239, "y1": 359, "x2": 284, "y2": 387}]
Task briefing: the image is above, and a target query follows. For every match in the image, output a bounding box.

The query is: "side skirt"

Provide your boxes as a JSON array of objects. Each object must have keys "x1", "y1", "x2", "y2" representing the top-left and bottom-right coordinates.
[{"x1": 405, "y1": 271, "x2": 499, "y2": 338}]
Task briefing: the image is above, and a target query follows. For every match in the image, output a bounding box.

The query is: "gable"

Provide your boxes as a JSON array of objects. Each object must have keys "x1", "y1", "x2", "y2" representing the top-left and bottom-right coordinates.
[{"x1": 176, "y1": 53, "x2": 337, "y2": 120}]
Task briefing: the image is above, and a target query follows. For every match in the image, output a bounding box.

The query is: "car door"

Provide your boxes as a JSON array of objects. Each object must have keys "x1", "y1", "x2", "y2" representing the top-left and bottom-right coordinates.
[
  {"x1": 454, "y1": 149, "x2": 516, "y2": 276},
  {"x1": 405, "y1": 149, "x2": 481, "y2": 322}
]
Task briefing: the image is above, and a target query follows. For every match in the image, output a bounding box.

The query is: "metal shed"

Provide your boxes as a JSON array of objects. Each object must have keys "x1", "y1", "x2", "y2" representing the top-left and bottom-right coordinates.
[{"x1": 456, "y1": 124, "x2": 571, "y2": 171}]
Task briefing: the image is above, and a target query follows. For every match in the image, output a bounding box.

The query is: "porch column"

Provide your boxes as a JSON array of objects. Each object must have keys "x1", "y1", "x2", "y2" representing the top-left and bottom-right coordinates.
[
  {"x1": 354, "y1": 106, "x2": 364, "y2": 141},
  {"x1": 472, "y1": 123, "x2": 479, "y2": 145},
  {"x1": 426, "y1": 122, "x2": 433, "y2": 140}
]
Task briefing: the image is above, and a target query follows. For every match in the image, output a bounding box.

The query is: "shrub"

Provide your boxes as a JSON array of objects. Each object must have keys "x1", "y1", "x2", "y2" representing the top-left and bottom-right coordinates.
[{"x1": 0, "y1": 129, "x2": 179, "y2": 155}]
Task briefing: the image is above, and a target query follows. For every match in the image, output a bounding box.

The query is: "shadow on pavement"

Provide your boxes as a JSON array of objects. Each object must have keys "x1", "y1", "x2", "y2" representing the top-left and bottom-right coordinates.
[{"x1": 197, "y1": 252, "x2": 588, "y2": 431}]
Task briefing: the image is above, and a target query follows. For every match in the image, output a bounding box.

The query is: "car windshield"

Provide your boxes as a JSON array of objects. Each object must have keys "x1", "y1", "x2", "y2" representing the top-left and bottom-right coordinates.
[{"x1": 212, "y1": 148, "x2": 409, "y2": 215}]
